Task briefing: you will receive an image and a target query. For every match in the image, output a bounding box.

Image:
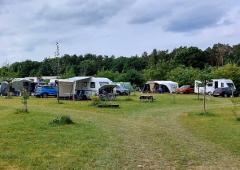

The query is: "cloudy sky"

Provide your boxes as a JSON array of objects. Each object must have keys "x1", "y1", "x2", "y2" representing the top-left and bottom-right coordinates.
[{"x1": 0, "y1": 0, "x2": 240, "y2": 65}]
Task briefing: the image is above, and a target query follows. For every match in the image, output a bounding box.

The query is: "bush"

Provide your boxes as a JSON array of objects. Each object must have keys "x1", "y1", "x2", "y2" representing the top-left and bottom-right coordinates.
[
  {"x1": 49, "y1": 115, "x2": 74, "y2": 126},
  {"x1": 231, "y1": 98, "x2": 240, "y2": 121}
]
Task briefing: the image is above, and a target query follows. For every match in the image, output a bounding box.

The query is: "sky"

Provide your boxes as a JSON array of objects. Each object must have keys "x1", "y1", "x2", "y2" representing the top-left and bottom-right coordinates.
[{"x1": 0, "y1": 0, "x2": 240, "y2": 66}]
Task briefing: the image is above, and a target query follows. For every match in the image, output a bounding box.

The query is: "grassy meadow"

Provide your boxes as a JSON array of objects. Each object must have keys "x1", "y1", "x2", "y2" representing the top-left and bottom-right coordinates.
[{"x1": 0, "y1": 94, "x2": 240, "y2": 169}]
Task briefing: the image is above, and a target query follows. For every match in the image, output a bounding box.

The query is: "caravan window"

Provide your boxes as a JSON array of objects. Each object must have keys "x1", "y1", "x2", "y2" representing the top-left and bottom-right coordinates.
[
  {"x1": 227, "y1": 83, "x2": 234, "y2": 89},
  {"x1": 90, "y1": 82, "x2": 95, "y2": 88},
  {"x1": 214, "y1": 81, "x2": 218, "y2": 88},
  {"x1": 99, "y1": 82, "x2": 109, "y2": 87},
  {"x1": 207, "y1": 82, "x2": 213, "y2": 87},
  {"x1": 83, "y1": 82, "x2": 88, "y2": 87},
  {"x1": 221, "y1": 83, "x2": 224, "y2": 87}
]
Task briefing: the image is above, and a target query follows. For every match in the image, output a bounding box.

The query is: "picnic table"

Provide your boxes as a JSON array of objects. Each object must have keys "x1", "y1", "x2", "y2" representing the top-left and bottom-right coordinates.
[{"x1": 139, "y1": 95, "x2": 154, "y2": 102}]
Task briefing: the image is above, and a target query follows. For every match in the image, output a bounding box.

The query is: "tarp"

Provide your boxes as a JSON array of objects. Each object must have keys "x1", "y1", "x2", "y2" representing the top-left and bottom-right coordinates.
[
  {"x1": 114, "y1": 82, "x2": 134, "y2": 91},
  {"x1": 58, "y1": 80, "x2": 74, "y2": 97}
]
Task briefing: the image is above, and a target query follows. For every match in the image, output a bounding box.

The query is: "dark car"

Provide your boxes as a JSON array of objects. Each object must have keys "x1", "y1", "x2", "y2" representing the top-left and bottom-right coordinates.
[
  {"x1": 34, "y1": 85, "x2": 58, "y2": 98},
  {"x1": 213, "y1": 87, "x2": 238, "y2": 97},
  {"x1": 176, "y1": 85, "x2": 194, "y2": 94}
]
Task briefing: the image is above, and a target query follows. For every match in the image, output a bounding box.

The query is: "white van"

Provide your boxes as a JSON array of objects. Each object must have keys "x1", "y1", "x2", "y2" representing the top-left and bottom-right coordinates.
[{"x1": 194, "y1": 79, "x2": 236, "y2": 94}]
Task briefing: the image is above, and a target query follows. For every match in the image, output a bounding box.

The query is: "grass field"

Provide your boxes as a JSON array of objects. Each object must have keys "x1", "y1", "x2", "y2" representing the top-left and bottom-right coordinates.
[{"x1": 0, "y1": 94, "x2": 240, "y2": 169}]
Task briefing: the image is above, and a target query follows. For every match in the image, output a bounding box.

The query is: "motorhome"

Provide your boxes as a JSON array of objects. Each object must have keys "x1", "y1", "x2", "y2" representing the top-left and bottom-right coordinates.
[
  {"x1": 194, "y1": 79, "x2": 236, "y2": 94},
  {"x1": 142, "y1": 81, "x2": 179, "y2": 93},
  {"x1": 58, "y1": 77, "x2": 114, "y2": 99}
]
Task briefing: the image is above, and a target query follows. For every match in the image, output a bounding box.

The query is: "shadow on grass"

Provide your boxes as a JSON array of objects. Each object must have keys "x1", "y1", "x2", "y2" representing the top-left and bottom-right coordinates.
[
  {"x1": 14, "y1": 109, "x2": 29, "y2": 114},
  {"x1": 188, "y1": 112, "x2": 216, "y2": 117}
]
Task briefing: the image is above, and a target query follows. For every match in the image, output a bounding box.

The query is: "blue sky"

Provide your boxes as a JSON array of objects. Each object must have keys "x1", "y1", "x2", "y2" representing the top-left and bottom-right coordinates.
[{"x1": 0, "y1": 0, "x2": 240, "y2": 65}]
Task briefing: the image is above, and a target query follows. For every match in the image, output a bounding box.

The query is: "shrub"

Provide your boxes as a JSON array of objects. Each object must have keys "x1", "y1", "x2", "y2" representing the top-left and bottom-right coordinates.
[
  {"x1": 49, "y1": 115, "x2": 74, "y2": 126},
  {"x1": 231, "y1": 98, "x2": 240, "y2": 121}
]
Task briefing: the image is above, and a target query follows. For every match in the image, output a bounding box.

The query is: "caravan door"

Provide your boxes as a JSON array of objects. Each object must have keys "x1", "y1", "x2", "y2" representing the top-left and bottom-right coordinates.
[{"x1": 206, "y1": 81, "x2": 216, "y2": 94}]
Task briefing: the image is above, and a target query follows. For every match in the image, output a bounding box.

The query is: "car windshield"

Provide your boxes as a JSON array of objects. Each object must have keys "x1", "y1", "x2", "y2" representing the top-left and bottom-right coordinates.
[{"x1": 180, "y1": 85, "x2": 190, "y2": 88}]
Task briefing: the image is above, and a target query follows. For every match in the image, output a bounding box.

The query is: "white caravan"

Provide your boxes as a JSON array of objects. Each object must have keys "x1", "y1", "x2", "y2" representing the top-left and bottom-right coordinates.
[
  {"x1": 194, "y1": 79, "x2": 236, "y2": 94},
  {"x1": 58, "y1": 76, "x2": 113, "y2": 98}
]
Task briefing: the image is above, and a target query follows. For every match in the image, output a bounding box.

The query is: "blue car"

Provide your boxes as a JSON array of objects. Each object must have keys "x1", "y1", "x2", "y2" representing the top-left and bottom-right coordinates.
[{"x1": 34, "y1": 85, "x2": 58, "y2": 98}]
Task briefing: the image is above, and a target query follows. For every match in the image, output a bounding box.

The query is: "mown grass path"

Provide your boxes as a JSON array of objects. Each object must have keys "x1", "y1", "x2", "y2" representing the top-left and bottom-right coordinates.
[{"x1": 0, "y1": 94, "x2": 239, "y2": 169}]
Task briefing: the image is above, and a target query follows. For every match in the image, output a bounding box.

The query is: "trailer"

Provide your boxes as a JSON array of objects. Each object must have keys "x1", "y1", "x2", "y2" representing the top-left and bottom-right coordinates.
[{"x1": 58, "y1": 77, "x2": 113, "y2": 99}]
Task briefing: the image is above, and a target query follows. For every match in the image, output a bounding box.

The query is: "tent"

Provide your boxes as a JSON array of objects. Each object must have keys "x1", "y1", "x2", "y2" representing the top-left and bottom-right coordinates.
[
  {"x1": 143, "y1": 81, "x2": 178, "y2": 93},
  {"x1": 11, "y1": 78, "x2": 33, "y2": 95}
]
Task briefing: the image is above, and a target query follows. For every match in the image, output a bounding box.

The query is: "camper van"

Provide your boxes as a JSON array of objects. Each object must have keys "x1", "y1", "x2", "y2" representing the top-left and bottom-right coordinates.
[
  {"x1": 142, "y1": 81, "x2": 179, "y2": 93},
  {"x1": 58, "y1": 77, "x2": 114, "y2": 99},
  {"x1": 194, "y1": 79, "x2": 236, "y2": 94}
]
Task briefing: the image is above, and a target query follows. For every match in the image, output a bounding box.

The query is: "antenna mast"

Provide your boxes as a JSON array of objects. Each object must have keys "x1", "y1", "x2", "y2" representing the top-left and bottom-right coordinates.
[
  {"x1": 55, "y1": 42, "x2": 61, "y2": 104},
  {"x1": 55, "y1": 42, "x2": 60, "y2": 77}
]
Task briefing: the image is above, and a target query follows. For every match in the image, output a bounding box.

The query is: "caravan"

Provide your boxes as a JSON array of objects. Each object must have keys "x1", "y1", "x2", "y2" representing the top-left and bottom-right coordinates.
[
  {"x1": 194, "y1": 79, "x2": 236, "y2": 94},
  {"x1": 58, "y1": 77, "x2": 114, "y2": 99}
]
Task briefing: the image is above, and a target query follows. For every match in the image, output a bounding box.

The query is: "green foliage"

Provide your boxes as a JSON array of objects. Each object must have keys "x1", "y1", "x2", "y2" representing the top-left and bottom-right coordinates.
[
  {"x1": 167, "y1": 67, "x2": 201, "y2": 86},
  {"x1": 230, "y1": 98, "x2": 240, "y2": 121},
  {"x1": 122, "y1": 69, "x2": 145, "y2": 86},
  {"x1": 49, "y1": 115, "x2": 74, "y2": 126},
  {"x1": 1, "y1": 43, "x2": 240, "y2": 88},
  {"x1": 212, "y1": 64, "x2": 240, "y2": 89},
  {"x1": 21, "y1": 89, "x2": 29, "y2": 113},
  {"x1": 96, "y1": 70, "x2": 121, "y2": 81},
  {"x1": 91, "y1": 96, "x2": 101, "y2": 106},
  {"x1": 61, "y1": 66, "x2": 76, "y2": 79}
]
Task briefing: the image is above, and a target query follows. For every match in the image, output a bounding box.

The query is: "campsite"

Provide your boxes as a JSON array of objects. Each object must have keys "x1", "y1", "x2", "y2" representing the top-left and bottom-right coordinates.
[
  {"x1": 0, "y1": 93, "x2": 239, "y2": 169},
  {"x1": 1, "y1": 0, "x2": 240, "y2": 168}
]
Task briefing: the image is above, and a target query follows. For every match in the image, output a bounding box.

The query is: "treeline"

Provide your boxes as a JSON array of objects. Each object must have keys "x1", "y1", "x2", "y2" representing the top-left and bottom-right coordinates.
[{"x1": 1, "y1": 43, "x2": 240, "y2": 88}]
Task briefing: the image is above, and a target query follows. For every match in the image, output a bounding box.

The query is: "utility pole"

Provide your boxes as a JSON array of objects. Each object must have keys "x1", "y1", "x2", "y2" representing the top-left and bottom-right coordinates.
[{"x1": 55, "y1": 42, "x2": 60, "y2": 104}]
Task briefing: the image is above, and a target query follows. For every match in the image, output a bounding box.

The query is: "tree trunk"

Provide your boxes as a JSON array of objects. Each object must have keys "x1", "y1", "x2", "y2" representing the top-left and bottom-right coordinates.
[{"x1": 203, "y1": 81, "x2": 206, "y2": 113}]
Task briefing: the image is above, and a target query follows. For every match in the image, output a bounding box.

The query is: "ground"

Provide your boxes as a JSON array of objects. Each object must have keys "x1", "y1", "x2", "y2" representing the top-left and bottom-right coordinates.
[{"x1": 0, "y1": 94, "x2": 239, "y2": 169}]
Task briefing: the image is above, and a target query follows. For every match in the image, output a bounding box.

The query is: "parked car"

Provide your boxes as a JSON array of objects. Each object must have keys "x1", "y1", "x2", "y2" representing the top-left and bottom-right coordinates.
[
  {"x1": 213, "y1": 87, "x2": 239, "y2": 97},
  {"x1": 176, "y1": 85, "x2": 194, "y2": 94},
  {"x1": 115, "y1": 85, "x2": 130, "y2": 95},
  {"x1": 34, "y1": 85, "x2": 58, "y2": 98}
]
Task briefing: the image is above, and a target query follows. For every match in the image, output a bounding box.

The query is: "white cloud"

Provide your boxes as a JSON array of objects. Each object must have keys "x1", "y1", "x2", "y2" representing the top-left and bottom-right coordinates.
[{"x1": 0, "y1": 0, "x2": 239, "y2": 66}]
